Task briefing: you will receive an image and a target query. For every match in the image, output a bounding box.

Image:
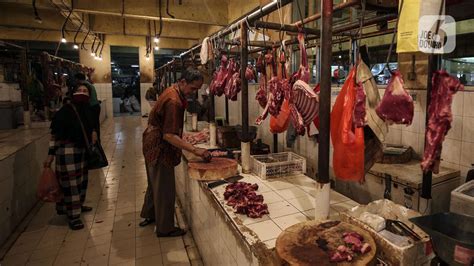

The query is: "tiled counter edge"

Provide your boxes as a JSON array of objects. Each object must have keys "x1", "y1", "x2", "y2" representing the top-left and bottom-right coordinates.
[{"x1": 0, "y1": 132, "x2": 49, "y2": 247}]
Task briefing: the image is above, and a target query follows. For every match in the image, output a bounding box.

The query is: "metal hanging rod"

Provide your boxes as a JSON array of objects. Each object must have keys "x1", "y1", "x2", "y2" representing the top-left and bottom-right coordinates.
[
  {"x1": 293, "y1": 0, "x2": 361, "y2": 28},
  {"x1": 253, "y1": 21, "x2": 320, "y2": 35},
  {"x1": 169, "y1": 0, "x2": 293, "y2": 62}
]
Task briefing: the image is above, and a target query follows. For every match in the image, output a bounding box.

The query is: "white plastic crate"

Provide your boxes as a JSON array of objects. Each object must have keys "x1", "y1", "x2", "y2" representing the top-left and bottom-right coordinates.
[
  {"x1": 450, "y1": 180, "x2": 474, "y2": 216},
  {"x1": 251, "y1": 152, "x2": 306, "y2": 179}
]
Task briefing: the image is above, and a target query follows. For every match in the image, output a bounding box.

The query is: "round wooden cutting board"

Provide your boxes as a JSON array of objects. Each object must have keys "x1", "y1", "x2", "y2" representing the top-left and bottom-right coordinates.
[
  {"x1": 276, "y1": 220, "x2": 376, "y2": 266},
  {"x1": 188, "y1": 157, "x2": 238, "y2": 181}
]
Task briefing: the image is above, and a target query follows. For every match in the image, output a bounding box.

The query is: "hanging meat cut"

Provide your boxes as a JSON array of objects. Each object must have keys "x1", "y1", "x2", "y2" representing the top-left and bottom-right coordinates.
[
  {"x1": 210, "y1": 55, "x2": 229, "y2": 97},
  {"x1": 375, "y1": 71, "x2": 414, "y2": 125},
  {"x1": 245, "y1": 65, "x2": 256, "y2": 81},
  {"x1": 224, "y1": 58, "x2": 241, "y2": 101},
  {"x1": 287, "y1": 33, "x2": 319, "y2": 135},
  {"x1": 255, "y1": 53, "x2": 268, "y2": 109},
  {"x1": 421, "y1": 70, "x2": 463, "y2": 174},
  {"x1": 353, "y1": 81, "x2": 367, "y2": 128},
  {"x1": 224, "y1": 182, "x2": 269, "y2": 218}
]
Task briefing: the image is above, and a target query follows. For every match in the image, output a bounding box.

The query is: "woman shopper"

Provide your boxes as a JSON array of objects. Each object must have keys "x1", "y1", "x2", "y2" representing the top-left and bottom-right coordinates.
[
  {"x1": 140, "y1": 67, "x2": 210, "y2": 237},
  {"x1": 43, "y1": 84, "x2": 98, "y2": 230}
]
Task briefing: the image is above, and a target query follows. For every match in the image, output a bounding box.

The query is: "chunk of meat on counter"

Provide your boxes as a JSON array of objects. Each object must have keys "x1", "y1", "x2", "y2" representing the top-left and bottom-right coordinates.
[{"x1": 223, "y1": 182, "x2": 268, "y2": 218}]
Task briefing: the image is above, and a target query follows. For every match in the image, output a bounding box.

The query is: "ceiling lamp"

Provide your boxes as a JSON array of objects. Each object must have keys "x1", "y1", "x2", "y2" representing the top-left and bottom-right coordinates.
[
  {"x1": 154, "y1": 37, "x2": 160, "y2": 43},
  {"x1": 61, "y1": 37, "x2": 67, "y2": 43},
  {"x1": 146, "y1": 54, "x2": 150, "y2": 61},
  {"x1": 154, "y1": 46, "x2": 159, "y2": 51},
  {"x1": 73, "y1": 44, "x2": 79, "y2": 49}
]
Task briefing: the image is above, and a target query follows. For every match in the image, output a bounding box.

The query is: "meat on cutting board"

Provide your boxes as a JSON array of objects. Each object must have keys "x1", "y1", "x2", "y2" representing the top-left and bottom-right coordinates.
[
  {"x1": 421, "y1": 70, "x2": 463, "y2": 173},
  {"x1": 375, "y1": 71, "x2": 414, "y2": 125}
]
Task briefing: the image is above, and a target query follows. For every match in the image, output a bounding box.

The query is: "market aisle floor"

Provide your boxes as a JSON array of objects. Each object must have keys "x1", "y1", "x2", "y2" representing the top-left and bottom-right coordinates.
[{"x1": 1, "y1": 116, "x2": 203, "y2": 266}]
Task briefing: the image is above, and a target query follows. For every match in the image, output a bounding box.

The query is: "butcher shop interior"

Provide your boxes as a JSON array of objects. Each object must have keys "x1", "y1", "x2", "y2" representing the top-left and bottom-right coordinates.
[{"x1": 1, "y1": 0, "x2": 474, "y2": 265}]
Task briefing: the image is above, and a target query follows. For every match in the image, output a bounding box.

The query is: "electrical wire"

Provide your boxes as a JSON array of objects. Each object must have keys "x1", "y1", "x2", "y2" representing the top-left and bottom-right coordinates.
[
  {"x1": 91, "y1": 35, "x2": 97, "y2": 54},
  {"x1": 99, "y1": 35, "x2": 105, "y2": 57},
  {"x1": 81, "y1": 29, "x2": 90, "y2": 50},
  {"x1": 166, "y1": 0, "x2": 175, "y2": 19},
  {"x1": 385, "y1": 0, "x2": 404, "y2": 74},
  {"x1": 157, "y1": 0, "x2": 163, "y2": 37},
  {"x1": 60, "y1": 9, "x2": 73, "y2": 39},
  {"x1": 73, "y1": 20, "x2": 84, "y2": 45},
  {"x1": 32, "y1": 0, "x2": 41, "y2": 22}
]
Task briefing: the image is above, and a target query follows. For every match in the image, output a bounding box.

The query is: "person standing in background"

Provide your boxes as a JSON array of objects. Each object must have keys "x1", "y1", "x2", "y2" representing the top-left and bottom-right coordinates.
[
  {"x1": 44, "y1": 85, "x2": 97, "y2": 230},
  {"x1": 75, "y1": 73, "x2": 101, "y2": 139},
  {"x1": 143, "y1": 82, "x2": 158, "y2": 117}
]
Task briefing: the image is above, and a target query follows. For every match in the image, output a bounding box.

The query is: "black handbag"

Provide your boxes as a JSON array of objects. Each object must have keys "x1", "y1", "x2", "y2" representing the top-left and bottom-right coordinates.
[{"x1": 70, "y1": 104, "x2": 108, "y2": 169}]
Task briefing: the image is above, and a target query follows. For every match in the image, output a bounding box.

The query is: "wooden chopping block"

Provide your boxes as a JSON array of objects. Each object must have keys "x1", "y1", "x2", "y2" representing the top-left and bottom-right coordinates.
[
  {"x1": 276, "y1": 220, "x2": 376, "y2": 266},
  {"x1": 188, "y1": 157, "x2": 238, "y2": 181}
]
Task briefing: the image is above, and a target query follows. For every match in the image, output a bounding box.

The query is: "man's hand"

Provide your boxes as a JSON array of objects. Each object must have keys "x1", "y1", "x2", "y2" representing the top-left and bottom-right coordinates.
[
  {"x1": 43, "y1": 155, "x2": 54, "y2": 168},
  {"x1": 193, "y1": 147, "x2": 211, "y2": 161},
  {"x1": 92, "y1": 131, "x2": 98, "y2": 145}
]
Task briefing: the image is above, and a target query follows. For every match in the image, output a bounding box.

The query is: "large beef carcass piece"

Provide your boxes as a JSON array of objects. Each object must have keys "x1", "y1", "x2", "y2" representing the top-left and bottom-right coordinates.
[
  {"x1": 210, "y1": 55, "x2": 229, "y2": 97},
  {"x1": 375, "y1": 71, "x2": 414, "y2": 125},
  {"x1": 421, "y1": 71, "x2": 463, "y2": 173},
  {"x1": 287, "y1": 33, "x2": 319, "y2": 135},
  {"x1": 255, "y1": 53, "x2": 268, "y2": 109},
  {"x1": 224, "y1": 58, "x2": 241, "y2": 101},
  {"x1": 256, "y1": 50, "x2": 283, "y2": 125}
]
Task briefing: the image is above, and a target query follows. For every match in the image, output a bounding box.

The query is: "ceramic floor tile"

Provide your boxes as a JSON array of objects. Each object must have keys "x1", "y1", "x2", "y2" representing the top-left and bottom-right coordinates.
[
  {"x1": 162, "y1": 249, "x2": 190, "y2": 265},
  {"x1": 330, "y1": 190, "x2": 351, "y2": 204},
  {"x1": 267, "y1": 201, "x2": 300, "y2": 219},
  {"x1": 28, "y1": 245, "x2": 61, "y2": 262},
  {"x1": 262, "y1": 179, "x2": 295, "y2": 191},
  {"x1": 136, "y1": 243, "x2": 161, "y2": 259},
  {"x1": 275, "y1": 186, "x2": 307, "y2": 200},
  {"x1": 108, "y1": 248, "x2": 135, "y2": 265},
  {"x1": 260, "y1": 191, "x2": 284, "y2": 204},
  {"x1": 235, "y1": 213, "x2": 271, "y2": 225},
  {"x1": 263, "y1": 238, "x2": 277, "y2": 249},
  {"x1": 287, "y1": 195, "x2": 316, "y2": 211},
  {"x1": 136, "y1": 254, "x2": 164, "y2": 266},
  {"x1": 246, "y1": 220, "x2": 282, "y2": 242},
  {"x1": 160, "y1": 238, "x2": 185, "y2": 254},
  {"x1": 273, "y1": 212, "x2": 309, "y2": 231},
  {"x1": 26, "y1": 256, "x2": 56, "y2": 266}
]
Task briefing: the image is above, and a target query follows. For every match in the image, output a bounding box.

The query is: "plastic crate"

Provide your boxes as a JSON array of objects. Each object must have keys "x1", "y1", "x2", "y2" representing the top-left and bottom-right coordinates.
[{"x1": 251, "y1": 152, "x2": 306, "y2": 179}]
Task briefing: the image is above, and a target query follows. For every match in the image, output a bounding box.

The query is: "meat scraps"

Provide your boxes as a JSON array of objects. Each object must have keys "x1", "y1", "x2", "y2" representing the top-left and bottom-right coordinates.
[
  {"x1": 375, "y1": 71, "x2": 414, "y2": 125},
  {"x1": 321, "y1": 231, "x2": 371, "y2": 263},
  {"x1": 421, "y1": 70, "x2": 463, "y2": 173},
  {"x1": 224, "y1": 182, "x2": 269, "y2": 218},
  {"x1": 183, "y1": 128, "x2": 209, "y2": 144}
]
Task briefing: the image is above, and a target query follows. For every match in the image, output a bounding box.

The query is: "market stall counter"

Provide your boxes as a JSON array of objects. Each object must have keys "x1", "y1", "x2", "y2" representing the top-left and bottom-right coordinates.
[{"x1": 175, "y1": 144, "x2": 359, "y2": 265}]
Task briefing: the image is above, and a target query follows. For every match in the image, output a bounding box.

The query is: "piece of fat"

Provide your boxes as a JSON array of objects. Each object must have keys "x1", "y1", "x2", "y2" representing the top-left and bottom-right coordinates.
[{"x1": 358, "y1": 211, "x2": 386, "y2": 232}]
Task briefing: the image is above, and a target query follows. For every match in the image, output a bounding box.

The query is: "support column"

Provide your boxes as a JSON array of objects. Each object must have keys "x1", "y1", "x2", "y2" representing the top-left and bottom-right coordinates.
[
  {"x1": 240, "y1": 21, "x2": 251, "y2": 173},
  {"x1": 314, "y1": 0, "x2": 333, "y2": 220},
  {"x1": 139, "y1": 45, "x2": 155, "y2": 116},
  {"x1": 79, "y1": 43, "x2": 112, "y2": 119}
]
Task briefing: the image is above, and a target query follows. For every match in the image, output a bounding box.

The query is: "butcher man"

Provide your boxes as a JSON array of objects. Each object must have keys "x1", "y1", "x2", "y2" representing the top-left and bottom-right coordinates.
[{"x1": 140, "y1": 67, "x2": 210, "y2": 237}]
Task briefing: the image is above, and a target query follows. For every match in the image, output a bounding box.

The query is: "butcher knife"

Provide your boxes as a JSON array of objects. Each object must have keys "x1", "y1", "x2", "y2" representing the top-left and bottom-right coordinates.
[{"x1": 207, "y1": 175, "x2": 243, "y2": 189}]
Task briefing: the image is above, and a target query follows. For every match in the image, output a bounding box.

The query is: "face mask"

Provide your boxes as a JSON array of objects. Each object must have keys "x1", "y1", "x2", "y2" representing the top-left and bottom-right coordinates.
[{"x1": 72, "y1": 93, "x2": 90, "y2": 104}]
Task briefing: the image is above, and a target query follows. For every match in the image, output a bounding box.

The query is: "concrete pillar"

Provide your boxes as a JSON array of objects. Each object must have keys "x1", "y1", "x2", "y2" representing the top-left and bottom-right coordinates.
[
  {"x1": 139, "y1": 46, "x2": 155, "y2": 116},
  {"x1": 79, "y1": 44, "x2": 113, "y2": 120}
]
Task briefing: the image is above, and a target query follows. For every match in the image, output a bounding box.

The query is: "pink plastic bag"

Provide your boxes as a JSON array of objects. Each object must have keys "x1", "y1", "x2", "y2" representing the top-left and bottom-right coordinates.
[{"x1": 37, "y1": 167, "x2": 63, "y2": 202}]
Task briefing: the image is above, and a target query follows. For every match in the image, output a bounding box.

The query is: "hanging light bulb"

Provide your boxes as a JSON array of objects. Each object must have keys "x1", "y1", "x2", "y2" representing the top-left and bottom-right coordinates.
[
  {"x1": 98, "y1": 56, "x2": 103, "y2": 61},
  {"x1": 154, "y1": 37, "x2": 159, "y2": 43},
  {"x1": 91, "y1": 52, "x2": 95, "y2": 57},
  {"x1": 61, "y1": 37, "x2": 67, "y2": 43},
  {"x1": 154, "y1": 46, "x2": 159, "y2": 51},
  {"x1": 146, "y1": 54, "x2": 150, "y2": 61},
  {"x1": 73, "y1": 44, "x2": 79, "y2": 49}
]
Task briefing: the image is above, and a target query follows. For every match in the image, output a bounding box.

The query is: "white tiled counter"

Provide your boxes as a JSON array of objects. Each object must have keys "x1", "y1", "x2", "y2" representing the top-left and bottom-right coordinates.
[
  {"x1": 0, "y1": 127, "x2": 49, "y2": 246},
  {"x1": 175, "y1": 148, "x2": 359, "y2": 265}
]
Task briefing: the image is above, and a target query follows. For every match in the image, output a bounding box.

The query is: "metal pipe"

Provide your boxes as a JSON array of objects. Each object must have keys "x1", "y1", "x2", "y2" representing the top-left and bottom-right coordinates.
[
  {"x1": 421, "y1": 54, "x2": 440, "y2": 200},
  {"x1": 178, "y1": 0, "x2": 293, "y2": 59},
  {"x1": 318, "y1": 0, "x2": 333, "y2": 184},
  {"x1": 240, "y1": 21, "x2": 249, "y2": 142},
  {"x1": 72, "y1": 8, "x2": 226, "y2": 26},
  {"x1": 293, "y1": 0, "x2": 360, "y2": 28},
  {"x1": 254, "y1": 21, "x2": 320, "y2": 36},
  {"x1": 273, "y1": 134, "x2": 278, "y2": 153}
]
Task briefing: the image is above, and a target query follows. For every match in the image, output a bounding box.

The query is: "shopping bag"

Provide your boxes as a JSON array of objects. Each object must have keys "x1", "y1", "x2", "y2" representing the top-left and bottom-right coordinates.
[
  {"x1": 37, "y1": 167, "x2": 63, "y2": 202},
  {"x1": 270, "y1": 100, "x2": 291, "y2": 133},
  {"x1": 86, "y1": 142, "x2": 109, "y2": 170},
  {"x1": 331, "y1": 68, "x2": 365, "y2": 182}
]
